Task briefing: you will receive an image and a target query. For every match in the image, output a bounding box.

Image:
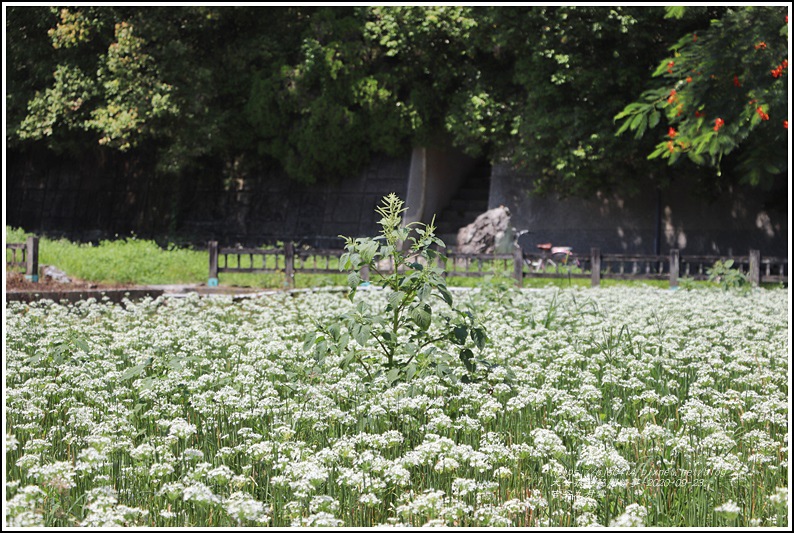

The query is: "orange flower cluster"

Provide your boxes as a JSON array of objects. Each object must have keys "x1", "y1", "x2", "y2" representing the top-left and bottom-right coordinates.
[
  {"x1": 713, "y1": 118, "x2": 725, "y2": 132},
  {"x1": 756, "y1": 107, "x2": 770, "y2": 121},
  {"x1": 770, "y1": 59, "x2": 787, "y2": 78}
]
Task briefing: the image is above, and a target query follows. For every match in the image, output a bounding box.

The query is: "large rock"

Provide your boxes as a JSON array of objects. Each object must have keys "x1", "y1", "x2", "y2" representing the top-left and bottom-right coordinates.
[
  {"x1": 456, "y1": 206, "x2": 515, "y2": 254},
  {"x1": 41, "y1": 265, "x2": 72, "y2": 283}
]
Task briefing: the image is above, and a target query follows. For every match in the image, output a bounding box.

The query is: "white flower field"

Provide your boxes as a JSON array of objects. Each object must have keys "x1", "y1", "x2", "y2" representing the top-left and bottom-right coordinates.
[{"x1": 4, "y1": 286, "x2": 790, "y2": 527}]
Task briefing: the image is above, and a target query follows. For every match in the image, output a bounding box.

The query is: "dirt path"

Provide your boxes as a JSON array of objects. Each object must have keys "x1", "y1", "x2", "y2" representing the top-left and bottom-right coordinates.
[{"x1": 5, "y1": 272, "x2": 280, "y2": 303}]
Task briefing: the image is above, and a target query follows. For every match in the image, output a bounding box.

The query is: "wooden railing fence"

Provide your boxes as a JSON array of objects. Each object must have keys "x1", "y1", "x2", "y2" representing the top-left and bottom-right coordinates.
[
  {"x1": 5, "y1": 236, "x2": 39, "y2": 282},
  {"x1": 209, "y1": 241, "x2": 787, "y2": 289}
]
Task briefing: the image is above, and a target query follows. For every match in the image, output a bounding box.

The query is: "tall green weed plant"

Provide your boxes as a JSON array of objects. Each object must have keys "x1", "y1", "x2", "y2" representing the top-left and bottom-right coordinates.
[{"x1": 304, "y1": 194, "x2": 490, "y2": 385}]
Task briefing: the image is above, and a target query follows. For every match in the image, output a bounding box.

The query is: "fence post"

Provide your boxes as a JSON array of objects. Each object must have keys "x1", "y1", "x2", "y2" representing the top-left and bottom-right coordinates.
[
  {"x1": 284, "y1": 242, "x2": 295, "y2": 289},
  {"x1": 25, "y1": 236, "x2": 39, "y2": 282},
  {"x1": 208, "y1": 241, "x2": 219, "y2": 286},
  {"x1": 748, "y1": 249, "x2": 761, "y2": 287},
  {"x1": 669, "y1": 249, "x2": 680, "y2": 289},
  {"x1": 591, "y1": 247, "x2": 601, "y2": 288},
  {"x1": 513, "y1": 245, "x2": 524, "y2": 288}
]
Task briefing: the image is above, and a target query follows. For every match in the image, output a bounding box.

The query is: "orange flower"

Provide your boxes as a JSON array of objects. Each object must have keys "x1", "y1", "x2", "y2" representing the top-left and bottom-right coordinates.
[
  {"x1": 668, "y1": 127, "x2": 677, "y2": 138},
  {"x1": 754, "y1": 42, "x2": 767, "y2": 50},
  {"x1": 713, "y1": 118, "x2": 725, "y2": 132}
]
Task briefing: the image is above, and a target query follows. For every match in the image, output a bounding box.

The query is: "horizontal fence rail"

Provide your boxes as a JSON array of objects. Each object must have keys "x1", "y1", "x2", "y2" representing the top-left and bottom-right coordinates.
[
  {"x1": 5, "y1": 236, "x2": 39, "y2": 282},
  {"x1": 208, "y1": 241, "x2": 787, "y2": 289}
]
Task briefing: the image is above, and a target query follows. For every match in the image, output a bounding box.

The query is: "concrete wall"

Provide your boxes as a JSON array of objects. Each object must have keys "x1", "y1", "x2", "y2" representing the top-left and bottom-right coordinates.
[
  {"x1": 404, "y1": 145, "x2": 477, "y2": 225},
  {"x1": 7, "y1": 144, "x2": 787, "y2": 258},
  {"x1": 6, "y1": 146, "x2": 409, "y2": 248},
  {"x1": 489, "y1": 162, "x2": 788, "y2": 257}
]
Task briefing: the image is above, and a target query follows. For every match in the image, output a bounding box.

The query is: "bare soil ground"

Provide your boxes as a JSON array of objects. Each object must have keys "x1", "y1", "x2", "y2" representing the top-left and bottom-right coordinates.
[{"x1": 5, "y1": 271, "x2": 137, "y2": 293}]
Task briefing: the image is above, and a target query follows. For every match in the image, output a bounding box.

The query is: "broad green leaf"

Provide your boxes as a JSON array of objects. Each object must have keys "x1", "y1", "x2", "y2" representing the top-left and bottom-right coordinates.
[
  {"x1": 634, "y1": 119, "x2": 647, "y2": 140},
  {"x1": 616, "y1": 117, "x2": 633, "y2": 136},
  {"x1": 452, "y1": 325, "x2": 468, "y2": 345},
  {"x1": 417, "y1": 282, "x2": 431, "y2": 302},
  {"x1": 386, "y1": 368, "x2": 401, "y2": 384},
  {"x1": 339, "y1": 252, "x2": 350, "y2": 271},
  {"x1": 348, "y1": 271, "x2": 362, "y2": 290},
  {"x1": 328, "y1": 323, "x2": 341, "y2": 341},
  {"x1": 410, "y1": 303, "x2": 432, "y2": 330},
  {"x1": 614, "y1": 102, "x2": 643, "y2": 120},
  {"x1": 74, "y1": 338, "x2": 90, "y2": 353},
  {"x1": 647, "y1": 143, "x2": 667, "y2": 160},
  {"x1": 708, "y1": 137, "x2": 721, "y2": 157},
  {"x1": 352, "y1": 323, "x2": 371, "y2": 346},
  {"x1": 387, "y1": 290, "x2": 406, "y2": 309},
  {"x1": 459, "y1": 348, "x2": 476, "y2": 372},
  {"x1": 121, "y1": 363, "x2": 147, "y2": 381},
  {"x1": 471, "y1": 328, "x2": 487, "y2": 350},
  {"x1": 359, "y1": 240, "x2": 379, "y2": 263},
  {"x1": 26, "y1": 353, "x2": 45, "y2": 365},
  {"x1": 405, "y1": 362, "x2": 417, "y2": 381},
  {"x1": 630, "y1": 113, "x2": 644, "y2": 131},
  {"x1": 303, "y1": 332, "x2": 317, "y2": 352},
  {"x1": 437, "y1": 284, "x2": 453, "y2": 306},
  {"x1": 649, "y1": 110, "x2": 660, "y2": 129}
]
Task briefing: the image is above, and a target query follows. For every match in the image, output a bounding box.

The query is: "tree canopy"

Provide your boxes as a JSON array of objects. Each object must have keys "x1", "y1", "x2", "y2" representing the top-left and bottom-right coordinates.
[
  {"x1": 5, "y1": 6, "x2": 788, "y2": 196},
  {"x1": 615, "y1": 6, "x2": 788, "y2": 190}
]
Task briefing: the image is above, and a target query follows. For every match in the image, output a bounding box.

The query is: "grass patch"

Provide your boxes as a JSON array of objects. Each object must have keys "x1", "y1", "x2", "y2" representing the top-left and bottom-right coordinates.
[{"x1": 6, "y1": 227, "x2": 780, "y2": 290}]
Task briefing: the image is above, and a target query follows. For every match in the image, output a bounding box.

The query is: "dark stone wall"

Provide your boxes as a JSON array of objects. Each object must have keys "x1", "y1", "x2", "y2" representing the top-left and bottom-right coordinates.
[
  {"x1": 6, "y1": 145, "x2": 410, "y2": 249},
  {"x1": 7, "y1": 145, "x2": 787, "y2": 258},
  {"x1": 489, "y1": 162, "x2": 789, "y2": 258}
]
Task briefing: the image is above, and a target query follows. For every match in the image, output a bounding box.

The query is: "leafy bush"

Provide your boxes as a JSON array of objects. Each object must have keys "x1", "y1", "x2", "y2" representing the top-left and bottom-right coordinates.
[{"x1": 706, "y1": 259, "x2": 750, "y2": 292}]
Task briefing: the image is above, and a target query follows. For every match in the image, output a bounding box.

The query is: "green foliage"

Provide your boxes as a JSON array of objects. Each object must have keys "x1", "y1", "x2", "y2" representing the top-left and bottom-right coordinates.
[
  {"x1": 16, "y1": 9, "x2": 178, "y2": 152},
  {"x1": 304, "y1": 194, "x2": 490, "y2": 385},
  {"x1": 6, "y1": 6, "x2": 786, "y2": 204},
  {"x1": 245, "y1": 8, "x2": 411, "y2": 183},
  {"x1": 615, "y1": 6, "x2": 788, "y2": 188},
  {"x1": 706, "y1": 259, "x2": 750, "y2": 292},
  {"x1": 7, "y1": 6, "x2": 731, "y2": 197}
]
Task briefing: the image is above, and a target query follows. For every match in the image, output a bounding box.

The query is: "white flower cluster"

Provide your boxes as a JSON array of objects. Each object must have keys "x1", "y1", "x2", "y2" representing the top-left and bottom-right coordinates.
[{"x1": 4, "y1": 287, "x2": 787, "y2": 527}]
